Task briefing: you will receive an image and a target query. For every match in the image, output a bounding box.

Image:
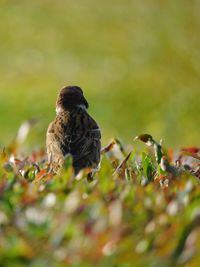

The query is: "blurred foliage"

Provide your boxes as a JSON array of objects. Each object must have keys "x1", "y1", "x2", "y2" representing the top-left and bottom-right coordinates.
[
  {"x1": 0, "y1": 131, "x2": 200, "y2": 267},
  {"x1": 0, "y1": 0, "x2": 200, "y2": 148}
]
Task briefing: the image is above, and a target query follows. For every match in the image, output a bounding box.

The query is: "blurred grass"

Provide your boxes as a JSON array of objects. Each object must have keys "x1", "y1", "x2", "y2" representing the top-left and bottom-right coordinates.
[{"x1": 0, "y1": 0, "x2": 200, "y2": 148}]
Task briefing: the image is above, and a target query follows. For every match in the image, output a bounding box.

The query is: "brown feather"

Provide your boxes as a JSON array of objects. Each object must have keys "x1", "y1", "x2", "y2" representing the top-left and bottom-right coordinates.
[{"x1": 46, "y1": 86, "x2": 101, "y2": 174}]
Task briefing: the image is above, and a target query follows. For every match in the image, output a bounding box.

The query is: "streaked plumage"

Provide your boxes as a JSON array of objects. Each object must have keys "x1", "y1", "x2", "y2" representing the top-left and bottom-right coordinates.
[{"x1": 46, "y1": 86, "x2": 101, "y2": 174}]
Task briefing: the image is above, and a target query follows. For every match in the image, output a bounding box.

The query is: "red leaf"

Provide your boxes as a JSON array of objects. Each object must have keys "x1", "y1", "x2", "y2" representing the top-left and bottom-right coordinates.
[{"x1": 181, "y1": 147, "x2": 200, "y2": 154}]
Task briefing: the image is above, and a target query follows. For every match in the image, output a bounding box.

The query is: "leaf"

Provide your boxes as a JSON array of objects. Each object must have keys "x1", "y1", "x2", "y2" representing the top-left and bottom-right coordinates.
[
  {"x1": 16, "y1": 118, "x2": 38, "y2": 144},
  {"x1": 171, "y1": 215, "x2": 200, "y2": 262},
  {"x1": 64, "y1": 154, "x2": 73, "y2": 170},
  {"x1": 181, "y1": 147, "x2": 200, "y2": 154},
  {"x1": 113, "y1": 152, "x2": 131, "y2": 177},
  {"x1": 34, "y1": 169, "x2": 48, "y2": 183},
  {"x1": 153, "y1": 142, "x2": 163, "y2": 164},
  {"x1": 135, "y1": 134, "x2": 163, "y2": 163},
  {"x1": 142, "y1": 153, "x2": 154, "y2": 182},
  {"x1": 101, "y1": 140, "x2": 116, "y2": 154},
  {"x1": 114, "y1": 137, "x2": 126, "y2": 155},
  {"x1": 160, "y1": 156, "x2": 179, "y2": 176},
  {"x1": 134, "y1": 134, "x2": 154, "y2": 146}
]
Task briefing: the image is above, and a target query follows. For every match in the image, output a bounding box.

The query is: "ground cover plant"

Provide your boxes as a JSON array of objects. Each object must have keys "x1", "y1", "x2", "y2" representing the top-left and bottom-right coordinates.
[
  {"x1": 0, "y1": 123, "x2": 199, "y2": 267},
  {"x1": 0, "y1": 0, "x2": 200, "y2": 147}
]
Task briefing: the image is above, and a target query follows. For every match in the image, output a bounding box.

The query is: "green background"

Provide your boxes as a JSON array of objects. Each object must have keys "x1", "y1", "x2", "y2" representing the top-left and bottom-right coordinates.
[{"x1": 0, "y1": 0, "x2": 199, "y2": 148}]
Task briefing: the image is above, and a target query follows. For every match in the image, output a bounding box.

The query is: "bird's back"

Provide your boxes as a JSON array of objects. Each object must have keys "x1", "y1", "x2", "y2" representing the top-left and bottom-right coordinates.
[{"x1": 47, "y1": 107, "x2": 101, "y2": 174}]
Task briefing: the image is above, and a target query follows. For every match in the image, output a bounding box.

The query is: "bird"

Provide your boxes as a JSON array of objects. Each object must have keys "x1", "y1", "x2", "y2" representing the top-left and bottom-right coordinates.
[{"x1": 46, "y1": 85, "x2": 101, "y2": 175}]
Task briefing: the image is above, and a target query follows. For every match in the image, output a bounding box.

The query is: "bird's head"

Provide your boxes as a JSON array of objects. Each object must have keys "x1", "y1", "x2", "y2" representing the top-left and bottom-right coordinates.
[{"x1": 56, "y1": 86, "x2": 89, "y2": 113}]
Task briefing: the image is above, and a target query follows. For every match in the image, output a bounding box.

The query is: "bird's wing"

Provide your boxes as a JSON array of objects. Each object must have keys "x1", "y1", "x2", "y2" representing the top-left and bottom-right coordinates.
[
  {"x1": 46, "y1": 121, "x2": 67, "y2": 167},
  {"x1": 68, "y1": 112, "x2": 101, "y2": 167}
]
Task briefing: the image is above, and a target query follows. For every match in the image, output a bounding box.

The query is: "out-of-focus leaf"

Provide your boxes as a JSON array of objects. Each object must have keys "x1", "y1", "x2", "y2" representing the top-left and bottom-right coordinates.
[
  {"x1": 184, "y1": 165, "x2": 200, "y2": 180},
  {"x1": 135, "y1": 134, "x2": 154, "y2": 146},
  {"x1": 181, "y1": 147, "x2": 200, "y2": 154},
  {"x1": 113, "y1": 152, "x2": 131, "y2": 178},
  {"x1": 101, "y1": 140, "x2": 116, "y2": 154},
  {"x1": 141, "y1": 152, "x2": 155, "y2": 183},
  {"x1": 160, "y1": 156, "x2": 179, "y2": 176},
  {"x1": 135, "y1": 134, "x2": 163, "y2": 163},
  {"x1": 114, "y1": 137, "x2": 126, "y2": 155},
  {"x1": 171, "y1": 214, "x2": 200, "y2": 263},
  {"x1": 153, "y1": 142, "x2": 163, "y2": 164},
  {"x1": 16, "y1": 118, "x2": 38, "y2": 144}
]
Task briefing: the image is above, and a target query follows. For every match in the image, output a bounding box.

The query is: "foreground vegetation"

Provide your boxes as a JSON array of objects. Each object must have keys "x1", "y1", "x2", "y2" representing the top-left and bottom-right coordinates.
[
  {"x1": 0, "y1": 0, "x2": 200, "y2": 146},
  {"x1": 0, "y1": 125, "x2": 199, "y2": 267}
]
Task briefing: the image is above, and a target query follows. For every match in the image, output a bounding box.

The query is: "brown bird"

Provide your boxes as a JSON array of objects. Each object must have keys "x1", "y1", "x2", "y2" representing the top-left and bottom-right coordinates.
[{"x1": 46, "y1": 85, "x2": 101, "y2": 175}]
